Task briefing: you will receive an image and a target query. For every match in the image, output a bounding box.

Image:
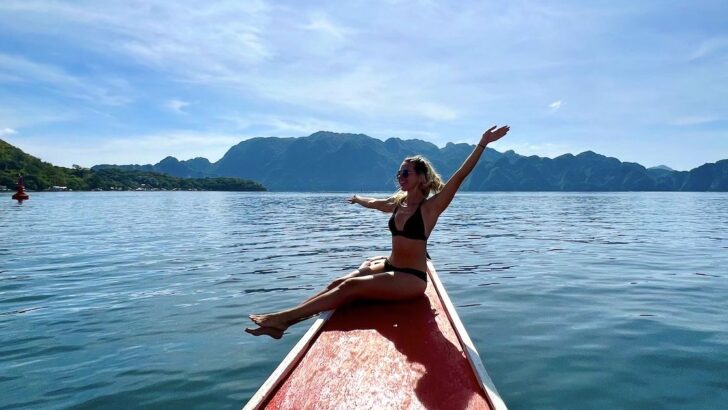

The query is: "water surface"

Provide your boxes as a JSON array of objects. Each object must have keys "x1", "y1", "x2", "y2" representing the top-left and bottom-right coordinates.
[{"x1": 1, "y1": 192, "x2": 727, "y2": 409}]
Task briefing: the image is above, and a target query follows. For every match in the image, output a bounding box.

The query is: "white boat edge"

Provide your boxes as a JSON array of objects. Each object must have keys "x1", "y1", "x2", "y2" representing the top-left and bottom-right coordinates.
[
  {"x1": 427, "y1": 261, "x2": 508, "y2": 410},
  {"x1": 243, "y1": 309, "x2": 335, "y2": 410},
  {"x1": 242, "y1": 261, "x2": 508, "y2": 410}
]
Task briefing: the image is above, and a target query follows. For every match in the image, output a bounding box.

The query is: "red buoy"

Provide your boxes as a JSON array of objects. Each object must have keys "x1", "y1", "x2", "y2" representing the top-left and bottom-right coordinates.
[
  {"x1": 12, "y1": 188, "x2": 29, "y2": 201},
  {"x1": 12, "y1": 173, "x2": 29, "y2": 202}
]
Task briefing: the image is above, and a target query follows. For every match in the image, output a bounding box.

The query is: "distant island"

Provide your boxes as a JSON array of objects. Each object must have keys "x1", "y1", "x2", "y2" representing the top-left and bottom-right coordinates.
[
  {"x1": 3, "y1": 132, "x2": 728, "y2": 192},
  {"x1": 0, "y1": 139, "x2": 265, "y2": 192},
  {"x1": 94, "y1": 131, "x2": 728, "y2": 192}
]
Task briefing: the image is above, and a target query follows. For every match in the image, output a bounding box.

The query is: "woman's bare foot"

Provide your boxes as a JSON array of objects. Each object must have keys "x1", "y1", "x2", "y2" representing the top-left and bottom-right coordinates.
[
  {"x1": 245, "y1": 326, "x2": 285, "y2": 339},
  {"x1": 249, "y1": 313, "x2": 289, "y2": 331}
]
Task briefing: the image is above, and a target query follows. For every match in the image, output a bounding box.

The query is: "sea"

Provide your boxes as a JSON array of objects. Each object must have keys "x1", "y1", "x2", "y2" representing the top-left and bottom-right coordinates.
[{"x1": 1, "y1": 191, "x2": 727, "y2": 409}]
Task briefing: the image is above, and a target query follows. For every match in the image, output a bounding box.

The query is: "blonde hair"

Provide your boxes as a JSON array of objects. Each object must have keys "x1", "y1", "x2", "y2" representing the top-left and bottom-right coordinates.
[{"x1": 391, "y1": 155, "x2": 445, "y2": 205}]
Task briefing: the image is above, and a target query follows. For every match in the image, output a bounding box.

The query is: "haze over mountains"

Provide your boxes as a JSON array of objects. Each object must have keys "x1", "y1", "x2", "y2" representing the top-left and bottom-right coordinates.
[{"x1": 91, "y1": 131, "x2": 728, "y2": 192}]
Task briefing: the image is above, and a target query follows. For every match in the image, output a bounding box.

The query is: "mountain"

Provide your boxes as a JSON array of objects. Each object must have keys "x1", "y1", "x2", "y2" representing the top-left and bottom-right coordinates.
[
  {"x1": 647, "y1": 165, "x2": 675, "y2": 179},
  {"x1": 1, "y1": 139, "x2": 86, "y2": 190},
  {"x1": 0, "y1": 139, "x2": 265, "y2": 191},
  {"x1": 92, "y1": 131, "x2": 728, "y2": 192},
  {"x1": 95, "y1": 156, "x2": 214, "y2": 178},
  {"x1": 679, "y1": 160, "x2": 728, "y2": 191}
]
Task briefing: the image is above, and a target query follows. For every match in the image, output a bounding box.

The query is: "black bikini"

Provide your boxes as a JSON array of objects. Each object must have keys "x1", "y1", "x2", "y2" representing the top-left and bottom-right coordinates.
[
  {"x1": 388, "y1": 201, "x2": 428, "y2": 241},
  {"x1": 383, "y1": 259, "x2": 428, "y2": 282},
  {"x1": 386, "y1": 201, "x2": 429, "y2": 282}
]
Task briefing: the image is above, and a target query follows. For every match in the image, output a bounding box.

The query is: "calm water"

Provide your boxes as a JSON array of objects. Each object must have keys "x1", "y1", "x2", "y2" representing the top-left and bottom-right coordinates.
[{"x1": 1, "y1": 192, "x2": 727, "y2": 409}]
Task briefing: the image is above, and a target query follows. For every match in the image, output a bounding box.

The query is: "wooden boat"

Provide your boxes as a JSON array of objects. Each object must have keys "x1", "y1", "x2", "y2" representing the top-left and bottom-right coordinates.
[{"x1": 244, "y1": 261, "x2": 507, "y2": 409}]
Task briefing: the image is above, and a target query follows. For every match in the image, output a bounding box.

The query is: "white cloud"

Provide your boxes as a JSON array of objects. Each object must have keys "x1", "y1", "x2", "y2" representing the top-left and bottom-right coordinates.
[
  {"x1": 166, "y1": 99, "x2": 190, "y2": 114},
  {"x1": 372, "y1": 128, "x2": 440, "y2": 142},
  {"x1": 0, "y1": 1, "x2": 274, "y2": 77},
  {"x1": 301, "y1": 13, "x2": 350, "y2": 40},
  {"x1": 0, "y1": 53, "x2": 131, "y2": 105},
  {"x1": 0, "y1": 1, "x2": 726, "y2": 171},
  {"x1": 0, "y1": 104, "x2": 77, "y2": 129},
  {"x1": 15, "y1": 132, "x2": 243, "y2": 167},
  {"x1": 497, "y1": 142, "x2": 581, "y2": 158},
  {"x1": 218, "y1": 113, "x2": 352, "y2": 136},
  {"x1": 410, "y1": 102, "x2": 458, "y2": 121},
  {"x1": 549, "y1": 100, "x2": 563, "y2": 111},
  {"x1": 689, "y1": 36, "x2": 728, "y2": 61},
  {"x1": 0, "y1": 2, "x2": 471, "y2": 123},
  {"x1": 668, "y1": 116, "x2": 718, "y2": 126},
  {"x1": 98, "y1": 133, "x2": 243, "y2": 164},
  {"x1": 0, "y1": 127, "x2": 17, "y2": 136}
]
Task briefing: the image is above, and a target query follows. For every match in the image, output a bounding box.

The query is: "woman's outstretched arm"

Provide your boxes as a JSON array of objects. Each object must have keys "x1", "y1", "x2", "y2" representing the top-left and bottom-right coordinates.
[
  {"x1": 347, "y1": 195, "x2": 396, "y2": 213},
  {"x1": 429, "y1": 125, "x2": 510, "y2": 214}
]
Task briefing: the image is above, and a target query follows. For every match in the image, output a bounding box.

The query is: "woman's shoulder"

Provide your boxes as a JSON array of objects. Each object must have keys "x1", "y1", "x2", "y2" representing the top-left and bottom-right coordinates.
[{"x1": 420, "y1": 194, "x2": 445, "y2": 217}]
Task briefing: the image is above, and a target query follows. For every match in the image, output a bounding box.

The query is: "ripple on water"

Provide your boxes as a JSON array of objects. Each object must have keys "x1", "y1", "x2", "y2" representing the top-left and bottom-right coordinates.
[{"x1": 1, "y1": 191, "x2": 727, "y2": 409}]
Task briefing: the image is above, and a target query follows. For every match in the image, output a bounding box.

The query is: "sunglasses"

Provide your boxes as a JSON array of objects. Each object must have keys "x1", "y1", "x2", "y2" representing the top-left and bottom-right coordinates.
[{"x1": 396, "y1": 169, "x2": 416, "y2": 179}]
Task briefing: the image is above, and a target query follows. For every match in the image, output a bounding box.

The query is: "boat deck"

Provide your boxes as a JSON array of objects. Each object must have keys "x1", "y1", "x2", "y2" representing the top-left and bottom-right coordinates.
[{"x1": 247, "y1": 262, "x2": 503, "y2": 409}]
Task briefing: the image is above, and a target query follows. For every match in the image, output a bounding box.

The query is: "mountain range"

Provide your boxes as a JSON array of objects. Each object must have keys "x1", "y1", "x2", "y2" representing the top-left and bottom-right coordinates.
[{"x1": 93, "y1": 131, "x2": 728, "y2": 192}]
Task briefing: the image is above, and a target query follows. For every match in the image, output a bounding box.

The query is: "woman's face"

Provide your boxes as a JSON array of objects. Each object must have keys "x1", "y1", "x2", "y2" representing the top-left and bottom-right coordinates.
[{"x1": 397, "y1": 162, "x2": 420, "y2": 191}]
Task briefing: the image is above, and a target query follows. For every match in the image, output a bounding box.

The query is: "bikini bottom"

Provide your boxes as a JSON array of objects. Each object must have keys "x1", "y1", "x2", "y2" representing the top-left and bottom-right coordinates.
[{"x1": 384, "y1": 259, "x2": 428, "y2": 282}]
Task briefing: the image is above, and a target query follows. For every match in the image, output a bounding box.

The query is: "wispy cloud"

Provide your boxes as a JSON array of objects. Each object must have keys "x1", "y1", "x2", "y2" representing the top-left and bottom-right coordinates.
[
  {"x1": 0, "y1": 127, "x2": 17, "y2": 137},
  {"x1": 0, "y1": 1, "x2": 274, "y2": 77},
  {"x1": 668, "y1": 116, "x2": 718, "y2": 126},
  {"x1": 689, "y1": 36, "x2": 728, "y2": 61},
  {"x1": 0, "y1": 103, "x2": 78, "y2": 129},
  {"x1": 15, "y1": 132, "x2": 243, "y2": 167},
  {"x1": 217, "y1": 113, "x2": 352, "y2": 136},
  {"x1": 0, "y1": 1, "x2": 726, "y2": 170},
  {"x1": 0, "y1": 1, "x2": 468, "y2": 122},
  {"x1": 301, "y1": 13, "x2": 350, "y2": 40},
  {"x1": 166, "y1": 99, "x2": 190, "y2": 114},
  {"x1": 549, "y1": 100, "x2": 563, "y2": 112},
  {"x1": 497, "y1": 142, "x2": 583, "y2": 159},
  {"x1": 0, "y1": 53, "x2": 131, "y2": 105}
]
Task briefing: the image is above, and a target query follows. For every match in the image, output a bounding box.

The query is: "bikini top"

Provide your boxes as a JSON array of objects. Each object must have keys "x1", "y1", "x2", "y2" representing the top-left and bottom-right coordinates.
[{"x1": 388, "y1": 201, "x2": 428, "y2": 241}]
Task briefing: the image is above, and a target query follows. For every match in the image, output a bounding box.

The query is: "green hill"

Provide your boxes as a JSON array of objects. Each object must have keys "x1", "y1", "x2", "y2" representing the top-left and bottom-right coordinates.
[
  {"x1": 0, "y1": 139, "x2": 266, "y2": 191},
  {"x1": 0, "y1": 139, "x2": 86, "y2": 190}
]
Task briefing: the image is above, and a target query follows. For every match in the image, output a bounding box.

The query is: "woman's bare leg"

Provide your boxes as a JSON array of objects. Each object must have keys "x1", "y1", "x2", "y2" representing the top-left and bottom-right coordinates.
[
  {"x1": 247, "y1": 272, "x2": 426, "y2": 337},
  {"x1": 245, "y1": 257, "x2": 390, "y2": 339},
  {"x1": 301, "y1": 257, "x2": 388, "y2": 305}
]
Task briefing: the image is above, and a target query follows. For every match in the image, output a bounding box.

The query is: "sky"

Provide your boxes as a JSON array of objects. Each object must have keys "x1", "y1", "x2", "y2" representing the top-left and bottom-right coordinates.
[{"x1": 0, "y1": 1, "x2": 727, "y2": 171}]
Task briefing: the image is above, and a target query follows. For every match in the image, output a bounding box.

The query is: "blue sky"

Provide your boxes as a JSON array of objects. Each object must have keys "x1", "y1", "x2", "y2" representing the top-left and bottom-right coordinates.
[{"x1": 0, "y1": 1, "x2": 726, "y2": 170}]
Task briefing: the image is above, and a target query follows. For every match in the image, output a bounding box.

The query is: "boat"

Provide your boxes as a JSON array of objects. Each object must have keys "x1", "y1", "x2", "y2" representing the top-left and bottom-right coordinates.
[{"x1": 244, "y1": 261, "x2": 507, "y2": 409}]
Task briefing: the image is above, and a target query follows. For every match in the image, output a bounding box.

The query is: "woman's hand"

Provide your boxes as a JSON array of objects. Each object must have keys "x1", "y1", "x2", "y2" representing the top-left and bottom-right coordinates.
[
  {"x1": 480, "y1": 125, "x2": 510, "y2": 146},
  {"x1": 347, "y1": 195, "x2": 359, "y2": 205}
]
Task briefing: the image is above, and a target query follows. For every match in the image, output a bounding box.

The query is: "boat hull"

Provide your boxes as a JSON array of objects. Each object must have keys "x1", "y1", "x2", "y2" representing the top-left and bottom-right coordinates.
[{"x1": 245, "y1": 262, "x2": 505, "y2": 409}]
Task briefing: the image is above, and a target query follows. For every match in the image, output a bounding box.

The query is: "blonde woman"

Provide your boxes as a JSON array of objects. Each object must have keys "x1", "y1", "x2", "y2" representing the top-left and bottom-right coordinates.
[{"x1": 246, "y1": 125, "x2": 510, "y2": 338}]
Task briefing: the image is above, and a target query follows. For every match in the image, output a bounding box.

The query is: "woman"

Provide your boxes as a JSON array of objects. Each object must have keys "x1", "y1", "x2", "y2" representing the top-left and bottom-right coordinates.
[{"x1": 246, "y1": 125, "x2": 510, "y2": 339}]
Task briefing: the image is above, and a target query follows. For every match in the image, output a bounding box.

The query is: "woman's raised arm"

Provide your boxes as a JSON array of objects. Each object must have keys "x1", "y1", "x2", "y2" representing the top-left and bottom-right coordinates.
[
  {"x1": 429, "y1": 125, "x2": 510, "y2": 215},
  {"x1": 347, "y1": 195, "x2": 396, "y2": 213}
]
